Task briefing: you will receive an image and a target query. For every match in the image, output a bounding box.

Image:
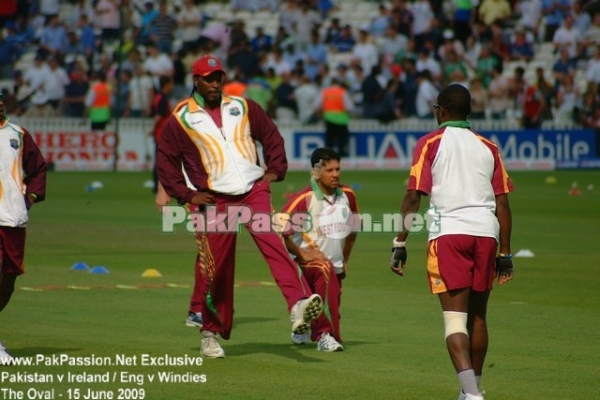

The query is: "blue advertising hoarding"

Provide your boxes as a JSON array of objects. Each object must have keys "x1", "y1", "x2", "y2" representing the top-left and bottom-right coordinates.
[{"x1": 293, "y1": 129, "x2": 598, "y2": 166}]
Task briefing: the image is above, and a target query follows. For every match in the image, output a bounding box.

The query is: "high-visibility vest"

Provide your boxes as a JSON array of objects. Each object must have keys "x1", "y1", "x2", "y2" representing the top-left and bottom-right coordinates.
[
  {"x1": 90, "y1": 82, "x2": 111, "y2": 123},
  {"x1": 322, "y1": 86, "x2": 346, "y2": 113}
]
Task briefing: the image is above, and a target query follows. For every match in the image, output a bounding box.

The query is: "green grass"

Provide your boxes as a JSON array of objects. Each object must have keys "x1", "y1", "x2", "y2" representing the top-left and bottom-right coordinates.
[{"x1": 2, "y1": 169, "x2": 600, "y2": 399}]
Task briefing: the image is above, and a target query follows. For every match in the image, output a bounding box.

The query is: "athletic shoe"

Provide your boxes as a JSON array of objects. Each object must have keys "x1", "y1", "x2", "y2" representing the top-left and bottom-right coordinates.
[
  {"x1": 317, "y1": 332, "x2": 343, "y2": 352},
  {"x1": 290, "y1": 294, "x2": 323, "y2": 335},
  {"x1": 186, "y1": 312, "x2": 203, "y2": 328},
  {"x1": 291, "y1": 332, "x2": 310, "y2": 345},
  {"x1": 0, "y1": 342, "x2": 14, "y2": 366},
  {"x1": 458, "y1": 391, "x2": 484, "y2": 400},
  {"x1": 200, "y1": 331, "x2": 225, "y2": 359}
]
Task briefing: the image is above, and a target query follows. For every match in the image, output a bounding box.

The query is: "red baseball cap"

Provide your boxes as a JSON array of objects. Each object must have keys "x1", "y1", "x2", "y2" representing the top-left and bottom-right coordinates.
[{"x1": 192, "y1": 55, "x2": 225, "y2": 77}]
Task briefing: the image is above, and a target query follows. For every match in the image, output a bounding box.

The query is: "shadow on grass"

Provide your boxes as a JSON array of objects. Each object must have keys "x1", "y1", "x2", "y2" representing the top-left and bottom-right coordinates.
[
  {"x1": 232, "y1": 316, "x2": 279, "y2": 326},
  {"x1": 13, "y1": 347, "x2": 81, "y2": 357},
  {"x1": 190, "y1": 340, "x2": 375, "y2": 362}
]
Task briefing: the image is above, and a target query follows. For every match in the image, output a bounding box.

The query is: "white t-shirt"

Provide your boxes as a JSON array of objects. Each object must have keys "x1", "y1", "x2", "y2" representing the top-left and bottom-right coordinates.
[
  {"x1": 45, "y1": 67, "x2": 70, "y2": 100},
  {"x1": 129, "y1": 74, "x2": 154, "y2": 112},
  {"x1": 415, "y1": 79, "x2": 438, "y2": 117}
]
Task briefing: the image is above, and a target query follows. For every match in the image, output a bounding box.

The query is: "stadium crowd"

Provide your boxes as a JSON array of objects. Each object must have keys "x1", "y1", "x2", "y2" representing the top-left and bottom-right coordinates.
[{"x1": 1, "y1": 0, "x2": 600, "y2": 129}]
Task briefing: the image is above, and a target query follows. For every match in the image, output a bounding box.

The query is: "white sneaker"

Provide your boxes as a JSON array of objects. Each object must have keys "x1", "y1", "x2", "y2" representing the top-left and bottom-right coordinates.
[
  {"x1": 186, "y1": 312, "x2": 203, "y2": 328},
  {"x1": 200, "y1": 331, "x2": 225, "y2": 359},
  {"x1": 317, "y1": 332, "x2": 343, "y2": 352},
  {"x1": 290, "y1": 294, "x2": 323, "y2": 335},
  {"x1": 0, "y1": 342, "x2": 14, "y2": 366},
  {"x1": 458, "y1": 391, "x2": 484, "y2": 400},
  {"x1": 291, "y1": 332, "x2": 310, "y2": 345}
]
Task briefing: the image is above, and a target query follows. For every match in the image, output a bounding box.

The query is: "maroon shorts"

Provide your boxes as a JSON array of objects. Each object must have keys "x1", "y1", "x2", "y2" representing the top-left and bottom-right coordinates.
[
  {"x1": 0, "y1": 226, "x2": 27, "y2": 275},
  {"x1": 426, "y1": 234, "x2": 497, "y2": 294}
]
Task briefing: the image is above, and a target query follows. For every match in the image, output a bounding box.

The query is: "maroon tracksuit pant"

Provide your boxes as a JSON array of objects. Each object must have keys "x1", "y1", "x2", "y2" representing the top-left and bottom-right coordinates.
[{"x1": 197, "y1": 181, "x2": 313, "y2": 339}]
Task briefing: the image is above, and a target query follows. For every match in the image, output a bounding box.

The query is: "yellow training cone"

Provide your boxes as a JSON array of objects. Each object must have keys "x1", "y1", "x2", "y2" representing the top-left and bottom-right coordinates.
[
  {"x1": 141, "y1": 269, "x2": 163, "y2": 278},
  {"x1": 545, "y1": 176, "x2": 557, "y2": 184}
]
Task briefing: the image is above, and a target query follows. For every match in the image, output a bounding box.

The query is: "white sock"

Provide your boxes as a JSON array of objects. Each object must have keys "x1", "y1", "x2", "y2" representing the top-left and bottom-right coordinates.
[{"x1": 458, "y1": 369, "x2": 479, "y2": 396}]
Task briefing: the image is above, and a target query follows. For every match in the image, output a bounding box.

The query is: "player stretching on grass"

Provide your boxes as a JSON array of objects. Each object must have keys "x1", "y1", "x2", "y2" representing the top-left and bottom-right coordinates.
[
  {"x1": 0, "y1": 91, "x2": 47, "y2": 365},
  {"x1": 390, "y1": 84, "x2": 514, "y2": 399},
  {"x1": 281, "y1": 148, "x2": 359, "y2": 352},
  {"x1": 156, "y1": 55, "x2": 323, "y2": 358}
]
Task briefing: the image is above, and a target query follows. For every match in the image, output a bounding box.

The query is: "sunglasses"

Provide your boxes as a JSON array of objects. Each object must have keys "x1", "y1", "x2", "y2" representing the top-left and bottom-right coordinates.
[{"x1": 433, "y1": 103, "x2": 442, "y2": 109}]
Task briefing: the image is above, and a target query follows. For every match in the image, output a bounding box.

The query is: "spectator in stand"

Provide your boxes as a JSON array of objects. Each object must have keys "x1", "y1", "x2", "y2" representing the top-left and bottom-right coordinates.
[
  {"x1": 369, "y1": 3, "x2": 391, "y2": 38},
  {"x1": 304, "y1": 29, "x2": 328, "y2": 82},
  {"x1": 478, "y1": 0, "x2": 512, "y2": 27},
  {"x1": 380, "y1": 25, "x2": 409, "y2": 67},
  {"x1": 361, "y1": 64, "x2": 386, "y2": 119},
  {"x1": 575, "y1": 87, "x2": 600, "y2": 128},
  {"x1": 437, "y1": 29, "x2": 465, "y2": 63},
  {"x1": 324, "y1": 17, "x2": 343, "y2": 45},
  {"x1": 585, "y1": 45, "x2": 600, "y2": 92},
  {"x1": 315, "y1": 0, "x2": 338, "y2": 19},
  {"x1": 40, "y1": 0, "x2": 60, "y2": 19},
  {"x1": 63, "y1": 70, "x2": 89, "y2": 118},
  {"x1": 24, "y1": 55, "x2": 50, "y2": 95},
  {"x1": 274, "y1": 71, "x2": 297, "y2": 120},
  {"x1": 442, "y1": 48, "x2": 469, "y2": 87},
  {"x1": 67, "y1": 0, "x2": 96, "y2": 32},
  {"x1": 144, "y1": 42, "x2": 174, "y2": 89},
  {"x1": 581, "y1": 13, "x2": 600, "y2": 58},
  {"x1": 12, "y1": 16, "x2": 36, "y2": 58},
  {"x1": 352, "y1": 28, "x2": 379, "y2": 82},
  {"x1": 473, "y1": 44, "x2": 498, "y2": 89},
  {"x1": 469, "y1": 77, "x2": 488, "y2": 119},
  {"x1": 409, "y1": 0, "x2": 434, "y2": 49},
  {"x1": 511, "y1": 66, "x2": 545, "y2": 129},
  {"x1": 555, "y1": 74, "x2": 580, "y2": 122},
  {"x1": 250, "y1": 27, "x2": 273, "y2": 54},
  {"x1": 416, "y1": 48, "x2": 441, "y2": 84},
  {"x1": 264, "y1": 46, "x2": 292, "y2": 76},
  {"x1": 572, "y1": 1, "x2": 591, "y2": 37},
  {"x1": 509, "y1": 28, "x2": 535, "y2": 62},
  {"x1": 229, "y1": 39, "x2": 261, "y2": 83},
  {"x1": 39, "y1": 15, "x2": 68, "y2": 61},
  {"x1": 415, "y1": 69, "x2": 438, "y2": 119},
  {"x1": 149, "y1": 1, "x2": 178, "y2": 55},
  {"x1": 541, "y1": 0, "x2": 571, "y2": 42},
  {"x1": 279, "y1": 0, "x2": 299, "y2": 36},
  {"x1": 400, "y1": 57, "x2": 419, "y2": 117},
  {"x1": 451, "y1": 0, "x2": 477, "y2": 45},
  {"x1": 554, "y1": 48, "x2": 577, "y2": 86},
  {"x1": 488, "y1": 64, "x2": 510, "y2": 120},
  {"x1": 295, "y1": 74, "x2": 320, "y2": 124},
  {"x1": 133, "y1": 1, "x2": 158, "y2": 46},
  {"x1": 489, "y1": 22, "x2": 511, "y2": 63},
  {"x1": 112, "y1": 69, "x2": 132, "y2": 119},
  {"x1": 77, "y1": 14, "x2": 96, "y2": 67},
  {"x1": 516, "y1": 0, "x2": 542, "y2": 40},
  {"x1": 536, "y1": 67, "x2": 555, "y2": 121},
  {"x1": 95, "y1": 0, "x2": 121, "y2": 44},
  {"x1": 176, "y1": 0, "x2": 202, "y2": 53},
  {"x1": 291, "y1": 0, "x2": 322, "y2": 49},
  {"x1": 389, "y1": 0, "x2": 413, "y2": 39},
  {"x1": 45, "y1": 56, "x2": 70, "y2": 116},
  {"x1": 129, "y1": 63, "x2": 154, "y2": 117},
  {"x1": 553, "y1": 15, "x2": 582, "y2": 64},
  {"x1": 331, "y1": 24, "x2": 356, "y2": 53},
  {"x1": 0, "y1": 30, "x2": 19, "y2": 80}
]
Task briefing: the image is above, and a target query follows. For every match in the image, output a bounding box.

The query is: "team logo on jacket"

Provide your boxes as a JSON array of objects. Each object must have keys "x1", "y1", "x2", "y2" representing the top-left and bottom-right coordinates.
[
  {"x1": 9, "y1": 138, "x2": 20, "y2": 149},
  {"x1": 229, "y1": 107, "x2": 240, "y2": 116}
]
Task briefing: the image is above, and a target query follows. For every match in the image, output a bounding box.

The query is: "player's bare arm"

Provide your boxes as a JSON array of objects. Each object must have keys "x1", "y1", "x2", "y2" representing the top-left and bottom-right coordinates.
[
  {"x1": 390, "y1": 189, "x2": 422, "y2": 276},
  {"x1": 495, "y1": 193, "x2": 514, "y2": 285}
]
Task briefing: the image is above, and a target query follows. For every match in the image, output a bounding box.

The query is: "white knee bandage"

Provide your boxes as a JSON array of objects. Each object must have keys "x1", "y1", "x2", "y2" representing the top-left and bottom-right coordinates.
[{"x1": 443, "y1": 311, "x2": 469, "y2": 339}]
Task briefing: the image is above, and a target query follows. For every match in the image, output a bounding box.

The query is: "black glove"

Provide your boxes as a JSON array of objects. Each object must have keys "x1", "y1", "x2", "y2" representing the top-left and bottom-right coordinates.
[
  {"x1": 496, "y1": 254, "x2": 514, "y2": 277},
  {"x1": 390, "y1": 238, "x2": 407, "y2": 275}
]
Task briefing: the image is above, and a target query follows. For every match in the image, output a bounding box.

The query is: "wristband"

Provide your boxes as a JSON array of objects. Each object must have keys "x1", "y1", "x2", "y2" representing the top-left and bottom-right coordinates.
[
  {"x1": 392, "y1": 238, "x2": 406, "y2": 248},
  {"x1": 29, "y1": 193, "x2": 37, "y2": 200},
  {"x1": 498, "y1": 253, "x2": 512, "y2": 259}
]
